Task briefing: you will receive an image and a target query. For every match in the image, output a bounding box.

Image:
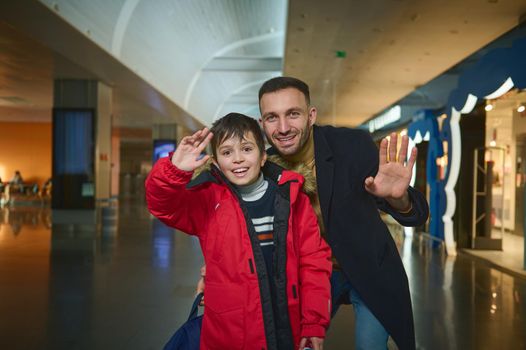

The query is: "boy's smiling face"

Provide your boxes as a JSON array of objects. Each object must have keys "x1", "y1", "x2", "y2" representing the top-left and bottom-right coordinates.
[{"x1": 215, "y1": 131, "x2": 267, "y2": 186}]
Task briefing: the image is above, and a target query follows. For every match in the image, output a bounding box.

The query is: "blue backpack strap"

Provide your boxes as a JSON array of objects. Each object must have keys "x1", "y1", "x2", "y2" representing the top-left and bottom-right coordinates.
[{"x1": 188, "y1": 293, "x2": 204, "y2": 321}]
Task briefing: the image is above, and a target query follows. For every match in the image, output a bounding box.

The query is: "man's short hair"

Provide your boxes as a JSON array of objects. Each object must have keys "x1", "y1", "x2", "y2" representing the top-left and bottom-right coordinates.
[
  {"x1": 258, "y1": 76, "x2": 310, "y2": 105},
  {"x1": 210, "y1": 113, "x2": 265, "y2": 159}
]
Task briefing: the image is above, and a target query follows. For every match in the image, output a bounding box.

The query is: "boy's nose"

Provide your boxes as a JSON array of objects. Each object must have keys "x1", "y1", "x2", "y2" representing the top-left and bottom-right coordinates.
[{"x1": 233, "y1": 151, "x2": 244, "y2": 163}]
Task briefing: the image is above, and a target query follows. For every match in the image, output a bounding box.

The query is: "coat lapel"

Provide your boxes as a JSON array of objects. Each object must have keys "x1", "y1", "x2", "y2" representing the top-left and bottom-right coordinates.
[{"x1": 313, "y1": 125, "x2": 334, "y2": 231}]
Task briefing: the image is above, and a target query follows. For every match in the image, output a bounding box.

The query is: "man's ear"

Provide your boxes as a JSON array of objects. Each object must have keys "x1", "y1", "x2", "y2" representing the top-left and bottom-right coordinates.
[{"x1": 308, "y1": 107, "x2": 317, "y2": 126}]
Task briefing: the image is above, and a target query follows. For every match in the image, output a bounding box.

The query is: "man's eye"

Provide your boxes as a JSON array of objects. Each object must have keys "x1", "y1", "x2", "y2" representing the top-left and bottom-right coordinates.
[
  {"x1": 265, "y1": 115, "x2": 277, "y2": 122},
  {"x1": 291, "y1": 111, "x2": 300, "y2": 117}
]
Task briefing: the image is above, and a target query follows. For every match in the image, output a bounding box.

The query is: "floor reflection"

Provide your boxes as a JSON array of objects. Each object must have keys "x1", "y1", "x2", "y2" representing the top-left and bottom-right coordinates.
[
  {"x1": 0, "y1": 206, "x2": 51, "y2": 236},
  {"x1": 0, "y1": 203, "x2": 525, "y2": 349},
  {"x1": 406, "y1": 234, "x2": 526, "y2": 350}
]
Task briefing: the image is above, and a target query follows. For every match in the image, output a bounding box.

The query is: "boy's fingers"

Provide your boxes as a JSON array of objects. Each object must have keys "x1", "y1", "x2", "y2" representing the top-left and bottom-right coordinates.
[
  {"x1": 196, "y1": 132, "x2": 213, "y2": 153},
  {"x1": 196, "y1": 155, "x2": 210, "y2": 166},
  {"x1": 180, "y1": 136, "x2": 193, "y2": 145},
  {"x1": 191, "y1": 129, "x2": 202, "y2": 139}
]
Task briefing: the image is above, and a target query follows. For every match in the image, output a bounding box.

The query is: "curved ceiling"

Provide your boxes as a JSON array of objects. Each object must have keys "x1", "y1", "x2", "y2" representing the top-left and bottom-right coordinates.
[{"x1": 38, "y1": 0, "x2": 287, "y2": 126}]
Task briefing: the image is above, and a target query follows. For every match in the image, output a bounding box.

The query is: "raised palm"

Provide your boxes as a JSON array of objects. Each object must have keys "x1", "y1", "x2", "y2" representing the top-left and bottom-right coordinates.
[
  {"x1": 171, "y1": 128, "x2": 213, "y2": 172},
  {"x1": 364, "y1": 133, "x2": 417, "y2": 203}
]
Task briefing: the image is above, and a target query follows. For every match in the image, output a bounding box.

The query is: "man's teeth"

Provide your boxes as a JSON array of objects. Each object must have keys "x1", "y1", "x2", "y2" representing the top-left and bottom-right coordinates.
[{"x1": 278, "y1": 135, "x2": 295, "y2": 141}]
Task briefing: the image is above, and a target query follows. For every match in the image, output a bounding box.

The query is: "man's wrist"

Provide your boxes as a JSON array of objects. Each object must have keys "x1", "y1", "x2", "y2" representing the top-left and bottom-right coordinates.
[{"x1": 386, "y1": 192, "x2": 412, "y2": 213}]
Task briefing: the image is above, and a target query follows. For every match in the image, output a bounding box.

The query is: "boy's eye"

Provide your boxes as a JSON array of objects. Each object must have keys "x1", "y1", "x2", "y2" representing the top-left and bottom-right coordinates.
[
  {"x1": 243, "y1": 147, "x2": 253, "y2": 152},
  {"x1": 221, "y1": 150, "x2": 231, "y2": 156}
]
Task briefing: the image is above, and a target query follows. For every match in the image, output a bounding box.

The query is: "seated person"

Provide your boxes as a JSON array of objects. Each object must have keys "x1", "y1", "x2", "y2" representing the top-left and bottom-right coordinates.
[
  {"x1": 41, "y1": 178, "x2": 52, "y2": 197},
  {"x1": 9, "y1": 171, "x2": 25, "y2": 194},
  {"x1": 10, "y1": 171, "x2": 24, "y2": 185}
]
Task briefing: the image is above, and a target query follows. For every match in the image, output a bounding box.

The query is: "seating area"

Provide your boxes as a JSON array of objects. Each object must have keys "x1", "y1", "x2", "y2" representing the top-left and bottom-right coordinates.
[{"x1": 0, "y1": 179, "x2": 51, "y2": 208}]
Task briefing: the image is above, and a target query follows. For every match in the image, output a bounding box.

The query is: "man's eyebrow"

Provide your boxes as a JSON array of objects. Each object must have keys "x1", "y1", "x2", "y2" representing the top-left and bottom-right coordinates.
[
  {"x1": 285, "y1": 107, "x2": 303, "y2": 114},
  {"x1": 262, "y1": 111, "x2": 276, "y2": 118}
]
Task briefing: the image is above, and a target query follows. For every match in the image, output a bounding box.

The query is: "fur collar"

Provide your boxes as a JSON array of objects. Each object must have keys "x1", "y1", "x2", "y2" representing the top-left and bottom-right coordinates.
[{"x1": 190, "y1": 154, "x2": 316, "y2": 197}]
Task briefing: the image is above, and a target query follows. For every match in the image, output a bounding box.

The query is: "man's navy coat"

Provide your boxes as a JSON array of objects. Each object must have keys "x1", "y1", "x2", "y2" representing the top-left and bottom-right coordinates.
[{"x1": 271, "y1": 125, "x2": 429, "y2": 350}]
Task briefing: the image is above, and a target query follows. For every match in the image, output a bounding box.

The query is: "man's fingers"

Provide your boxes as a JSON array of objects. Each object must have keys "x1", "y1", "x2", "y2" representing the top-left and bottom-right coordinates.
[
  {"x1": 407, "y1": 146, "x2": 418, "y2": 169},
  {"x1": 398, "y1": 135, "x2": 408, "y2": 164},
  {"x1": 379, "y1": 138, "x2": 388, "y2": 165},
  {"x1": 389, "y1": 132, "x2": 397, "y2": 162}
]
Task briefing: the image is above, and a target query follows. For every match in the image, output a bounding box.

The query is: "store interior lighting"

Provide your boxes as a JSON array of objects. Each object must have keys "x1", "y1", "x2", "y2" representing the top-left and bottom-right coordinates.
[
  {"x1": 490, "y1": 128, "x2": 497, "y2": 147},
  {"x1": 518, "y1": 105, "x2": 525, "y2": 113},
  {"x1": 485, "y1": 103, "x2": 494, "y2": 112}
]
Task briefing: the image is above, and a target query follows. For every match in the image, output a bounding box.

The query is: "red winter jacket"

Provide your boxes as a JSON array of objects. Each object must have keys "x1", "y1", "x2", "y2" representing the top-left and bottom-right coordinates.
[{"x1": 146, "y1": 158, "x2": 332, "y2": 350}]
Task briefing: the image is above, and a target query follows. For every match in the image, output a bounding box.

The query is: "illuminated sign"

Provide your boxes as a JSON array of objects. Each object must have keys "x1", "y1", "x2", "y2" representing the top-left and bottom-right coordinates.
[{"x1": 368, "y1": 105, "x2": 401, "y2": 132}]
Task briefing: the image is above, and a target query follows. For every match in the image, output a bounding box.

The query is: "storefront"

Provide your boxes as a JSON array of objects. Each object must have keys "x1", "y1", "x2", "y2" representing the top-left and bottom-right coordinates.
[
  {"x1": 406, "y1": 36, "x2": 526, "y2": 271},
  {"x1": 480, "y1": 90, "x2": 526, "y2": 266}
]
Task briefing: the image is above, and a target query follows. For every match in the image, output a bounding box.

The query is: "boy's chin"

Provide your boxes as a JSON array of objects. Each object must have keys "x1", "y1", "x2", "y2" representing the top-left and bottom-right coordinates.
[{"x1": 229, "y1": 175, "x2": 259, "y2": 186}]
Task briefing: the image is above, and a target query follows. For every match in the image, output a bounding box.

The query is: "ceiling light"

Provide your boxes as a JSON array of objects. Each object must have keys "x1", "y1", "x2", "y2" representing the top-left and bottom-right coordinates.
[
  {"x1": 490, "y1": 140, "x2": 496, "y2": 147},
  {"x1": 485, "y1": 103, "x2": 493, "y2": 112},
  {"x1": 518, "y1": 105, "x2": 525, "y2": 113}
]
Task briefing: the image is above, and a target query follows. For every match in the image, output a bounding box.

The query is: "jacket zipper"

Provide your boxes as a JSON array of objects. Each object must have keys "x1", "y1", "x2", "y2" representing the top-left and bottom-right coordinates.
[{"x1": 292, "y1": 284, "x2": 298, "y2": 299}]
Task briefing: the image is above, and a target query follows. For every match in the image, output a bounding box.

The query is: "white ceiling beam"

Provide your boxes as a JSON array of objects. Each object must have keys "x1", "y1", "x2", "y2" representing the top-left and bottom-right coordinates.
[
  {"x1": 225, "y1": 94, "x2": 259, "y2": 104},
  {"x1": 203, "y1": 57, "x2": 282, "y2": 72}
]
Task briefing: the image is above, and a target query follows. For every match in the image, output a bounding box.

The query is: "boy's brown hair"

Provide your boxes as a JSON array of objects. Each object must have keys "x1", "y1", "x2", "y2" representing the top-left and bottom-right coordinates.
[{"x1": 210, "y1": 113, "x2": 265, "y2": 159}]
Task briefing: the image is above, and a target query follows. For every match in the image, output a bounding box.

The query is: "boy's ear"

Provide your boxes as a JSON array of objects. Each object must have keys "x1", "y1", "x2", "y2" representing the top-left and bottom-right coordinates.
[
  {"x1": 261, "y1": 152, "x2": 267, "y2": 167},
  {"x1": 211, "y1": 156, "x2": 219, "y2": 167}
]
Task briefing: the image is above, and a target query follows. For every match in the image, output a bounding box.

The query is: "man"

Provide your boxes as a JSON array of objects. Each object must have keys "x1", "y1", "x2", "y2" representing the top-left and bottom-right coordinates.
[{"x1": 258, "y1": 77, "x2": 429, "y2": 350}]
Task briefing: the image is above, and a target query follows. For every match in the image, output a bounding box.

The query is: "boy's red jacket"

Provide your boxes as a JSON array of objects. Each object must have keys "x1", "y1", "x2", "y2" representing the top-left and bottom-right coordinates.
[{"x1": 146, "y1": 157, "x2": 332, "y2": 350}]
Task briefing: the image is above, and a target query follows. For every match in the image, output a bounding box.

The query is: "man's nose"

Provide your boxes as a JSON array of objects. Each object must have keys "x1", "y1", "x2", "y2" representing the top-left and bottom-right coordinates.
[{"x1": 278, "y1": 117, "x2": 290, "y2": 133}]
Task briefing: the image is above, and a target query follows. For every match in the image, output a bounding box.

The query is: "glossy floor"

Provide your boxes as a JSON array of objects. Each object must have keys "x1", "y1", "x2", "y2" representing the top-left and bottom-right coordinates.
[{"x1": 0, "y1": 202, "x2": 524, "y2": 350}]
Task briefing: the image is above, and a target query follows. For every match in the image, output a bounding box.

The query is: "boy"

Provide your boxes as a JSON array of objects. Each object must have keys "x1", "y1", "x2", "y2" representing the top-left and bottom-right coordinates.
[{"x1": 146, "y1": 113, "x2": 331, "y2": 350}]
